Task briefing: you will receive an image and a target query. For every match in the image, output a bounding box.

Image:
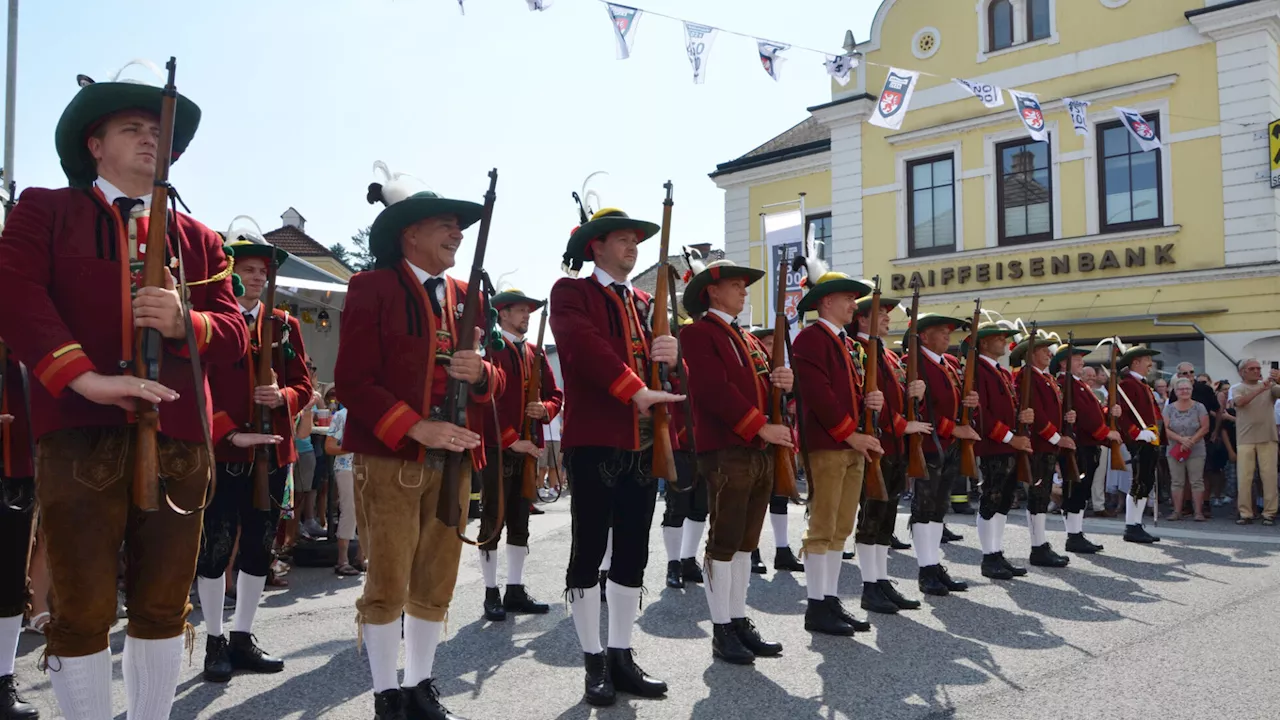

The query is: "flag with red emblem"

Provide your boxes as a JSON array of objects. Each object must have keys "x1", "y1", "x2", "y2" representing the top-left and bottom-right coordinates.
[
  {"x1": 869, "y1": 67, "x2": 919, "y2": 131},
  {"x1": 1009, "y1": 89, "x2": 1049, "y2": 142},
  {"x1": 1114, "y1": 106, "x2": 1162, "y2": 152}
]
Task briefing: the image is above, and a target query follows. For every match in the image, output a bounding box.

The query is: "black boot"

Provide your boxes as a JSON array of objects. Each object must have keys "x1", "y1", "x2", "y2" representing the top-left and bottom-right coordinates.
[
  {"x1": 599, "y1": 570, "x2": 609, "y2": 601},
  {"x1": 1065, "y1": 533, "x2": 1104, "y2": 554},
  {"x1": 405, "y1": 678, "x2": 467, "y2": 720},
  {"x1": 935, "y1": 566, "x2": 968, "y2": 592},
  {"x1": 0, "y1": 674, "x2": 38, "y2": 719},
  {"x1": 842, "y1": 550, "x2": 855, "y2": 560},
  {"x1": 607, "y1": 647, "x2": 668, "y2": 698},
  {"x1": 1029, "y1": 543, "x2": 1070, "y2": 568},
  {"x1": 860, "y1": 582, "x2": 900, "y2": 615},
  {"x1": 941, "y1": 526, "x2": 963, "y2": 543},
  {"x1": 826, "y1": 596, "x2": 870, "y2": 632},
  {"x1": 582, "y1": 651, "x2": 615, "y2": 707},
  {"x1": 804, "y1": 597, "x2": 854, "y2": 636},
  {"x1": 996, "y1": 551, "x2": 1028, "y2": 577},
  {"x1": 680, "y1": 557, "x2": 704, "y2": 584},
  {"x1": 732, "y1": 617, "x2": 782, "y2": 657},
  {"x1": 1124, "y1": 524, "x2": 1160, "y2": 544},
  {"x1": 981, "y1": 553, "x2": 1014, "y2": 580},
  {"x1": 891, "y1": 534, "x2": 912, "y2": 550},
  {"x1": 374, "y1": 688, "x2": 410, "y2": 720},
  {"x1": 228, "y1": 631, "x2": 284, "y2": 673},
  {"x1": 877, "y1": 579, "x2": 921, "y2": 609},
  {"x1": 711, "y1": 623, "x2": 754, "y2": 665},
  {"x1": 503, "y1": 585, "x2": 549, "y2": 614},
  {"x1": 665, "y1": 560, "x2": 685, "y2": 589},
  {"x1": 202, "y1": 634, "x2": 233, "y2": 682},
  {"x1": 774, "y1": 547, "x2": 804, "y2": 572},
  {"x1": 483, "y1": 587, "x2": 507, "y2": 622},
  {"x1": 917, "y1": 566, "x2": 950, "y2": 597},
  {"x1": 750, "y1": 549, "x2": 767, "y2": 574}
]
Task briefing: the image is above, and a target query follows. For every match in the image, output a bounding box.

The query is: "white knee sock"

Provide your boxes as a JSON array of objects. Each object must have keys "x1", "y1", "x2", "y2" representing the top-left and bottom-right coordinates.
[
  {"x1": 824, "y1": 550, "x2": 843, "y2": 597},
  {"x1": 804, "y1": 550, "x2": 827, "y2": 600},
  {"x1": 605, "y1": 581, "x2": 641, "y2": 650},
  {"x1": 993, "y1": 514, "x2": 1008, "y2": 553},
  {"x1": 931, "y1": 523, "x2": 947, "y2": 561},
  {"x1": 856, "y1": 543, "x2": 877, "y2": 582},
  {"x1": 599, "y1": 529, "x2": 613, "y2": 572},
  {"x1": 0, "y1": 614, "x2": 21, "y2": 676},
  {"x1": 232, "y1": 572, "x2": 266, "y2": 634},
  {"x1": 362, "y1": 619, "x2": 402, "y2": 693},
  {"x1": 911, "y1": 523, "x2": 931, "y2": 567},
  {"x1": 569, "y1": 586, "x2": 603, "y2": 654},
  {"x1": 662, "y1": 526, "x2": 682, "y2": 564},
  {"x1": 729, "y1": 552, "x2": 750, "y2": 620},
  {"x1": 1126, "y1": 495, "x2": 1147, "y2": 525},
  {"x1": 702, "y1": 559, "x2": 733, "y2": 624},
  {"x1": 50, "y1": 647, "x2": 112, "y2": 720},
  {"x1": 124, "y1": 635, "x2": 183, "y2": 720},
  {"x1": 506, "y1": 545, "x2": 527, "y2": 586},
  {"x1": 1065, "y1": 511, "x2": 1084, "y2": 534},
  {"x1": 403, "y1": 616, "x2": 442, "y2": 688},
  {"x1": 680, "y1": 520, "x2": 705, "y2": 560},
  {"x1": 770, "y1": 512, "x2": 790, "y2": 549},
  {"x1": 876, "y1": 545, "x2": 891, "y2": 581},
  {"x1": 196, "y1": 576, "x2": 226, "y2": 638},
  {"x1": 976, "y1": 517, "x2": 992, "y2": 554},
  {"x1": 1029, "y1": 513, "x2": 1048, "y2": 546},
  {"x1": 477, "y1": 549, "x2": 498, "y2": 589}
]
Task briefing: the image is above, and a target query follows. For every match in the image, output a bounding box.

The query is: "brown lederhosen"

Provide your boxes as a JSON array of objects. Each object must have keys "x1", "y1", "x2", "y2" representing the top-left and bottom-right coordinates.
[{"x1": 698, "y1": 446, "x2": 774, "y2": 563}]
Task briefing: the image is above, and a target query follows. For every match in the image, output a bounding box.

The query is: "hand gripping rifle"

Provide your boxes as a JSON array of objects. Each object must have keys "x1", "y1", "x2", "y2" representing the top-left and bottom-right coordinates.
[
  {"x1": 770, "y1": 256, "x2": 798, "y2": 498},
  {"x1": 860, "y1": 277, "x2": 887, "y2": 501},
  {"x1": 958, "y1": 299, "x2": 981, "y2": 479},
  {"x1": 1106, "y1": 339, "x2": 1125, "y2": 470},
  {"x1": 905, "y1": 286, "x2": 928, "y2": 479},
  {"x1": 520, "y1": 307, "x2": 548, "y2": 501},
  {"x1": 666, "y1": 263, "x2": 695, "y2": 479},
  {"x1": 250, "y1": 257, "x2": 281, "y2": 511},
  {"x1": 1060, "y1": 331, "x2": 1083, "y2": 498},
  {"x1": 647, "y1": 181, "x2": 678, "y2": 485},
  {"x1": 1015, "y1": 322, "x2": 1037, "y2": 484}
]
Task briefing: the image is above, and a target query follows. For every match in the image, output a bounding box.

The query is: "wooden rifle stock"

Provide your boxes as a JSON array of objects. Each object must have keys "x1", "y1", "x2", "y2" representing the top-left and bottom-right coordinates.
[
  {"x1": 770, "y1": 258, "x2": 796, "y2": 497},
  {"x1": 1060, "y1": 332, "x2": 1082, "y2": 495},
  {"x1": 1015, "y1": 333, "x2": 1035, "y2": 484},
  {"x1": 905, "y1": 288, "x2": 927, "y2": 479},
  {"x1": 1107, "y1": 342, "x2": 1125, "y2": 470},
  {"x1": 520, "y1": 308, "x2": 548, "y2": 501},
  {"x1": 860, "y1": 279, "x2": 886, "y2": 501},
  {"x1": 250, "y1": 260, "x2": 280, "y2": 512},
  {"x1": 646, "y1": 181, "x2": 677, "y2": 485},
  {"x1": 132, "y1": 58, "x2": 180, "y2": 513},
  {"x1": 958, "y1": 300, "x2": 981, "y2": 478}
]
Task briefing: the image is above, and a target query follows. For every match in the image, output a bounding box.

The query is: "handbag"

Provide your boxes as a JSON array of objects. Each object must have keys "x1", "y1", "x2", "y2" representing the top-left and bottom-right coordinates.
[{"x1": 1170, "y1": 442, "x2": 1191, "y2": 463}]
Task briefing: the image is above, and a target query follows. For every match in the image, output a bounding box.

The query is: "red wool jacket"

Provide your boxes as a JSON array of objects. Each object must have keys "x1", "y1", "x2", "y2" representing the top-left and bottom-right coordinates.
[
  {"x1": 334, "y1": 262, "x2": 504, "y2": 466},
  {"x1": 1, "y1": 351, "x2": 34, "y2": 478},
  {"x1": 917, "y1": 350, "x2": 961, "y2": 453},
  {"x1": 209, "y1": 304, "x2": 312, "y2": 465},
  {"x1": 1015, "y1": 366, "x2": 1064, "y2": 454},
  {"x1": 480, "y1": 337, "x2": 563, "y2": 450},
  {"x1": 1117, "y1": 372, "x2": 1161, "y2": 443},
  {"x1": 0, "y1": 187, "x2": 247, "y2": 443},
  {"x1": 792, "y1": 322, "x2": 862, "y2": 453},
  {"x1": 973, "y1": 356, "x2": 1018, "y2": 457},
  {"x1": 859, "y1": 335, "x2": 909, "y2": 457},
  {"x1": 681, "y1": 314, "x2": 772, "y2": 453},
  {"x1": 1059, "y1": 373, "x2": 1113, "y2": 447}
]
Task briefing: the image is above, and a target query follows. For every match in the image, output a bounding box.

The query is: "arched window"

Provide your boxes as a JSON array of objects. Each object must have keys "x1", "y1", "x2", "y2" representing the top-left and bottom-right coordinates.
[
  {"x1": 1028, "y1": 0, "x2": 1052, "y2": 42},
  {"x1": 989, "y1": 0, "x2": 1014, "y2": 51}
]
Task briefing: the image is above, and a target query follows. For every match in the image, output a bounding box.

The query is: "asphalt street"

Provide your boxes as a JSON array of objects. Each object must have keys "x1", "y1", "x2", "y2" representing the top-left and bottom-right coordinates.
[{"x1": 14, "y1": 500, "x2": 1280, "y2": 720}]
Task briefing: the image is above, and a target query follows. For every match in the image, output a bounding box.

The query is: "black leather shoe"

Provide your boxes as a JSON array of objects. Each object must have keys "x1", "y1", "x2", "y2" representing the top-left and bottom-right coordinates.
[
  {"x1": 890, "y1": 534, "x2": 912, "y2": 550},
  {"x1": 917, "y1": 566, "x2": 950, "y2": 597},
  {"x1": 582, "y1": 652, "x2": 615, "y2": 707},
  {"x1": 373, "y1": 688, "x2": 410, "y2": 720},
  {"x1": 0, "y1": 674, "x2": 38, "y2": 719},
  {"x1": 665, "y1": 560, "x2": 685, "y2": 589},
  {"x1": 1029, "y1": 543, "x2": 1070, "y2": 568},
  {"x1": 529, "y1": 503, "x2": 545, "y2": 516},
  {"x1": 503, "y1": 585, "x2": 549, "y2": 614},
  {"x1": 804, "y1": 597, "x2": 854, "y2": 636},
  {"x1": 228, "y1": 631, "x2": 284, "y2": 673},
  {"x1": 732, "y1": 617, "x2": 782, "y2": 656},
  {"x1": 774, "y1": 547, "x2": 804, "y2": 572},
  {"x1": 996, "y1": 552, "x2": 1028, "y2": 577},
  {"x1": 680, "y1": 557, "x2": 704, "y2": 584},
  {"x1": 406, "y1": 678, "x2": 467, "y2": 720},
  {"x1": 842, "y1": 550, "x2": 855, "y2": 560},
  {"x1": 877, "y1": 579, "x2": 921, "y2": 609},
  {"x1": 599, "y1": 570, "x2": 609, "y2": 601},
  {"x1": 941, "y1": 526, "x2": 963, "y2": 543},
  {"x1": 981, "y1": 553, "x2": 1014, "y2": 580},
  {"x1": 750, "y1": 549, "x2": 767, "y2": 574},
  {"x1": 860, "y1": 582, "x2": 900, "y2": 615},
  {"x1": 483, "y1": 587, "x2": 507, "y2": 622},
  {"x1": 202, "y1": 634, "x2": 233, "y2": 683},
  {"x1": 607, "y1": 647, "x2": 667, "y2": 698},
  {"x1": 712, "y1": 623, "x2": 754, "y2": 665},
  {"x1": 1065, "y1": 533, "x2": 1104, "y2": 554},
  {"x1": 935, "y1": 566, "x2": 968, "y2": 592},
  {"x1": 826, "y1": 596, "x2": 870, "y2": 632},
  {"x1": 1124, "y1": 524, "x2": 1160, "y2": 544}
]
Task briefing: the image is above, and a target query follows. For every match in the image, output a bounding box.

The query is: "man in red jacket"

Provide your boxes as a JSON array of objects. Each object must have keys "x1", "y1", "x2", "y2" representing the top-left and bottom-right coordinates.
[
  {"x1": 196, "y1": 236, "x2": 311, "y2": 683},
  {"x1": 791, "y1": 264, "x2": 883, "y2": 637},
  {"x1": 475, "y1": 288, "x2": 561, "y2": 622},
  {"x1": 661, "y1": 309, "x2": 707, "y2": 591},
  {"x1": 549, "y1": 205, "x2": 682, "y2": 707},
  {"x1": 0, "y1": 66, "x2": 248, "y2": 719},
  {"x1": 679, "y1": 259, "x2": 792, "y2": 665},
  {"x1": 0, "y1": 345, "x2": 38, "y2": 720},
  {"x1": 1053, "y1": 345, "x2": 1120, "y2": 554},
  {"x1": 1010, "y1": 331, "x2": 1073, "y2": 569},
  {"x1": 1114, "y1": 344, "x2": 1162, "y2": 544},
  {"x1": 335, "y1": 166, "x2": 505, "y2": 720}
]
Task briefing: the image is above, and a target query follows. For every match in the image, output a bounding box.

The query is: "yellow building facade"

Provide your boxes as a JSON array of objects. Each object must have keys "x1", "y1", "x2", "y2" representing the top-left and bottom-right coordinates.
[{"x1": 712, "y1": 0, "x2": 1280, "y2": 381}]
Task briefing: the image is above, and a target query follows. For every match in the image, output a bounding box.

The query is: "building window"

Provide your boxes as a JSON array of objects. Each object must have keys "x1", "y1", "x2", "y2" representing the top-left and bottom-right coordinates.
[
  {"x1": 906, "y1": 154, "x2": 956, "y2": 257},
  {"x1": 1098, "y1": 114, "x2": 1162, "y2": 232},
  {"x1": 1028, "y1": 0, "x2": 1051, "y2": 41},
  {"x1": 989, "y1": 0, "x2": 1014, "y2": 51},
  {"x1": 997, "y1": 138, "x2": 1052, "y2": 245},
  {"x1": 807, "y1": 213, "x2": 831, "y2": 260}
]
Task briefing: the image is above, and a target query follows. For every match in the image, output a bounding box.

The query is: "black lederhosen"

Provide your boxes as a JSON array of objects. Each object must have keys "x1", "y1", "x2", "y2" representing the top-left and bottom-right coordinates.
[
  {"x1": 978, "y1": 455, "x2": 1018, "y2": 519},
  {"x1": 662, "y1": 450, "x2": 707, "y2": 527},
  {"x1": 1025, "y1": 452, "x2": 1058, "y2": 514},
  {"x1": 197, "y1": 461, "x2": 288, "y2": 579},
  {"x1": 564, "y1": 446, "x2": 657, "y2": 589},
  {"x1": 0, "y1": 476, "x2": 35, "y2": 617},
  {"x1": 911, "y1": 445, "x2": 957, "y2": 525},
  {"x1": 1127, "y1": 441, "x2": 1159, "y2": 500},
  {"x1": 856, "y1": 455, "x2": 905, "y2": 545},
  {"x1": 1061, "y1": 446, "x2": 1100, "y2": 515},
  {"x1": 478, "y1": 448, "x2": 531, "y2": 552}
]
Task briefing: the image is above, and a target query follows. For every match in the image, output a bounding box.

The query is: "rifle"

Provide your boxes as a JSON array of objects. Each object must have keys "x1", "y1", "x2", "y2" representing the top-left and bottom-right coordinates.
[
  {"x1": 132, "y1": 58, "x2": 181, "y2": 513},
  {"x1": 958, "y1": 299, "x2": 981, "y2": 478},
  {"x1": 646, "y1": 181, "x2": 678, "y2": 485},
  {"x1": 1015, "y1": 323, "x2": 1037, "y2": 484},
  {"x1": 1060, "y1": 331, "x2": 1082, "y2": 497},
  {"x1": 861, "y1": 277, "x2": 887, "y2": 501},
  {"x1": 780, "y1": 275, "x2": 814, "y2": 503},
  {"x1": 665, "y1": 264, "x2": 695, "y2": 470},
  {"x1": 771, "y1": 256, "x2": 797, "y2": 498},
  {"x1": 437, "y1": 169, "x2": 499, "y2": 533},
  {"x1": 520, "y1": 307, "x2": 548, "y2": 501},
  {"x1": 250, "y1": 259, "x2": 280, "y2": 512},
  {"x1": 905, "y1": 286, "x2": 928, "y2": 479},
  {"x1": 1107, "y1": 340, "x2": 1125, "y2": 470}
]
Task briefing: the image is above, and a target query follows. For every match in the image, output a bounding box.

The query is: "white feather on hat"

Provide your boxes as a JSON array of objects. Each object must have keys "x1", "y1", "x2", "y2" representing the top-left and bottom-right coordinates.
[
  {"x1": 368, "y1": 161, "x2": 430, "y2": 208},
  {"x1": 225, "y1": 215, "x2": 266, "y2": 245}
]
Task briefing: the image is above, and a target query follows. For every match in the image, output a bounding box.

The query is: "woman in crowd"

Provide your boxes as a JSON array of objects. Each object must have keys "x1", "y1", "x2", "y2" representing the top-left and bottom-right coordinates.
[
  {"x1": 1163, "y1": 377, "x2": 1210, "y2": 521},
  {"x1": 324, "y1": 387, "x2": 365, "y2": 576}
]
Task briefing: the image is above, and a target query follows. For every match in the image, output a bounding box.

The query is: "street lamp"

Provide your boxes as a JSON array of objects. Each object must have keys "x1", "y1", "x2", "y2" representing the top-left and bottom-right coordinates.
[{"x1": 316, "y1": 310, "x2": 331, "y2": 333}]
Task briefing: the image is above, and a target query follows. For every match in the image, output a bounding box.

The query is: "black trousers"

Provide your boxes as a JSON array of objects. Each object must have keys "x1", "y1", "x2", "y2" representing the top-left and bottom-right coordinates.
[
  {"x1": 478, "y1": 448, "x2": 531, "y2": 551},
  {"x1": 1025, "y1": 452, "x2": 1057, "y2": 514},
  {"x1": 856, "y1": 456, "x2": 905, "y2": 546},
  {"x1": 978, "y1": 455, "x2": 1018, "y2": 519},
  {"x1": 1127, "y1": 441, "x2": 1158, "y2": 500},
  {"x1": 1061, "y1": 446, "x2": 1100, "y2": 515},
  {"x1": 0, "y1": 477, "x2": 35, "y2": 617},
  {"x1": 769, "y1": 494, "x2": 789, "y2": 514},
  {"x1": 197, "y1": 461, "x2": 288, "y2": 579},
  {"x1": 564, "y1": 446, "x2": 658, "y2": 589},
  {"x1": 911, "y1": 446, "x2": 957, "y2": 525},
  {"x1": 662, "y1": 450, "x2": 707, "y2": 527}
]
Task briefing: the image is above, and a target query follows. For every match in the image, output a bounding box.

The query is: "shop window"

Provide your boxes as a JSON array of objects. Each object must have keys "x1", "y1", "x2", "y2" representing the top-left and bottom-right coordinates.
[
  {"x1": 997, "y1": 137, "x2": 1052, "y2": 245},
  {"x1": 907, "y1": 154, "x2": 956, "y2": 257}
]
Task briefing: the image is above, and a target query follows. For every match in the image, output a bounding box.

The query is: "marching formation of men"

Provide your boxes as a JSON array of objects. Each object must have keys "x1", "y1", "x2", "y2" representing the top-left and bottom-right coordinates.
[{"x1": 0, "y1": 60, "x2": 1177, "y2": 720}]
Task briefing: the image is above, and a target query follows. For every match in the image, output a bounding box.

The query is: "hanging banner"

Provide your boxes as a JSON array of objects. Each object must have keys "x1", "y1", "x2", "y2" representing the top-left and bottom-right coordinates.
[
  {"x1": 757, "y1": 40, "x2": 788, "y2": 82},
  {"x1": 868, "y1": 67, "x2": 919, "y2": 131},
  {"x1": 764, "y1": 210, "x2": 805, "y2": 329},
  {"x1": 1114, "y1": 106, "x2": 1162, "y2": 152},
  {"x1": 1009, "y1": 89, "x2": 1049, "y2": 142},
  {"x1": 458, "y1": 0, "x2": 465, "y2": 14},
  {"x1": 1063, "y1": 97, "x2": 1091, "y2": 137},
  {"x1": 527, "y1": 0, "x2": 550, "y2": 9},
  {"x1": 605, "y1": 4, "x2": 642, "y2": 60},
  {"x1": 953, "y1": 78, "x2": 1004, "y2": 109},
  {"x1": 683, "y1": 22, "x2": 718, "y2": 84},
  {"x1": 824, "y1": 54, "x2": 854, "y2": 86}
]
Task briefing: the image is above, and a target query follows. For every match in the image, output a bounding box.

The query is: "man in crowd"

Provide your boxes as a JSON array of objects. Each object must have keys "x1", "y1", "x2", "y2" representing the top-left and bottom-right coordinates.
[{"x1": 1231, "y1": 358, "x2": 1280, "y2": 525}]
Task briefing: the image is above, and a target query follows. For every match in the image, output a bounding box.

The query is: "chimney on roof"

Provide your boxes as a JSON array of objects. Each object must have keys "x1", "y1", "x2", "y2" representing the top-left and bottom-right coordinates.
[
  {"x1": 281, "y1": 207, "x2": 305, "y2": 232},
  {"x1": 689, "y1": 242, "x2": 713, "y2": 259}
]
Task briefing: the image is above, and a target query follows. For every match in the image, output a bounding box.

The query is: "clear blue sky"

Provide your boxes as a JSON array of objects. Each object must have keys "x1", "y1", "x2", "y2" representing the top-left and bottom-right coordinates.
[{"x1": 5, "y1": 0, "x2": 878, "y2": 315}]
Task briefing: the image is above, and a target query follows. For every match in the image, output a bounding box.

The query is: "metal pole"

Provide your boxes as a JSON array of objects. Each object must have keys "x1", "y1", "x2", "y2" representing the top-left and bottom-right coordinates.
[{"x1": 3, "y1": 0, "x2": 17, "y2": 214}]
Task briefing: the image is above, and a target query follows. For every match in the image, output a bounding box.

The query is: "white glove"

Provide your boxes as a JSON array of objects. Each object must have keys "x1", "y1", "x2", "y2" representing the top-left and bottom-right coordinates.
[{"x1": 1136, "y1": 429, "x2": 1157, "y2": 444}]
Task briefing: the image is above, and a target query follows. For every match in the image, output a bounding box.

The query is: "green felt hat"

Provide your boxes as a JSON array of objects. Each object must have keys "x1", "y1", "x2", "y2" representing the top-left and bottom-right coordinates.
[
  {"x1": 223, "y1": 239, "x2": 289, "y2": 267},
  {"x1": 855, "y1": 293, "x2": 902, "y2": 316},
  {"x1": 1009, "y1": 335, "x2": 1056, "y2": 367},
  {"x1": 56, "y1": 65, "x2": 201, "y2": 188},
  {"x1": 681, "y1": 259, "x2": 765, "y2": 315},
  {"x1": 1051, "y1": 345, "x2": 1089, "y2": 372},
  {"x1": 796, "y1": 272, "x2": 871, "y2": 315},
  {"x1": 750, "y1": 326, "x2": 776, "y2": 339},
  {"x1": 366, "y1": 162, "x2": 484, "y2": 269},
  {"x1": 492, "y1": 288, "x2": 545, "y2": 311},
  {"x1": 562, "y1": 207, "x2": 661, "y2": 275},
  {"x1": 1118, "y1": 346, "x2": 1161, "y2": 368}
]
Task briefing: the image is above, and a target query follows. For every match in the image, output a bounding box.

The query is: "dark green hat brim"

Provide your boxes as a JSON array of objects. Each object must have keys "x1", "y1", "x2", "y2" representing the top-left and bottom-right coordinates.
[
  {"x1": 565, "y1": 216, "x2": 661, "y2": 264},
  {"x1": 856, "y1": 295, "x2": 902, "y2": 316},
  {"x1": 224, "y1": 240, "x2": 289, "y2": 267},
  {"x1": 914, "y1": 315, "x2": 970, "y2": 333},
  {"x1": 796, "y1": 278, "x2": 873, "y2": 315},
  {"x1": 1051, "y1": 346, "x2": 1089, "y2": 371},
  {"x1": 1009, "y1": 338, "x2": 1056, "y2": 365},
  {"x1": 492, "y1": 291, "x2": 545, "y2": 310},
  {"x1": 55, "y1": 82, "x2": 201, "y2": 188},
  {"x1": 682, "y1": 266, "x2": 766, "y2": 315},
  {"x1": 975, "y1": 326, "x2": 1015, "y2": 340},
  {"x1": 750, "y1": 327, "x2": 776, "y2": 339},
  {"x1": 369, "y1": 195, "x2": 484, "y2": 267},
  {"x1": 1119, "y1": 348, "x2": 1161, "y2": 367}
]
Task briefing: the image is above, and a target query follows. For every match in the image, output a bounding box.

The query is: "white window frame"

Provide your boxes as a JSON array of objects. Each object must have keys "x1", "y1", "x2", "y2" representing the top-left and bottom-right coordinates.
[
  {"x1": 1082, "y1": 99, "x2": 1173, "y2": 236},
  {"x1": 896, "y1": 141, "x2": 964, "y2": 259},
  {"x1": 976, "y1": 0, "x2": 1059, "y2": 63},
  {"x1": 983, "y1": 122, "x2": 1062, "y2": 248}
]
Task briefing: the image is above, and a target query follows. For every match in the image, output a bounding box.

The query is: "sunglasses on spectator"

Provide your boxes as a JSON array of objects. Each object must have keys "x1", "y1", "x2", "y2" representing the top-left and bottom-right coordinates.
[{"x1": 1177, "y1": 371, "x2": 1194, "y2": 376}]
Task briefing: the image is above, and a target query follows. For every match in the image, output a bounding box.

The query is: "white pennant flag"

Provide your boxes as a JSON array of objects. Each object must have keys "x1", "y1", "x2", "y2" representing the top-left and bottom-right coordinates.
[
  {"x1": 1008, "y1": 89, "x2": 1049, "y2": 142},
  {"x1": 953, "y1": 78, "x2": 1004, "y2": 109},
  {"x1": 1114, "y1": 106, "x2": 1162, "y2": 152},
  {"x1": 683, "y1": 22, "x2": 718, "y2": 84},
  {"x1": 824, "y1": 54, "x2": 854, "y2": 86},
  {"x1": 605, "y1": 4, "x2": 642, "y2": 60},
  {"x1": 1063, "y1": 97, "x2": 1091, "y2": 137},
  {"x1": 757, "y1": 40, "x2": 788, "y2": 82},
  {"x1": 868, "y1": 67, "x2": 920, "y2": 130},
  {"x1": 527, "y1": 0, "x2": 551, "y2": 9},
  {"x1": 458, "y1": 0, "x2": 465, "y2": 14}
]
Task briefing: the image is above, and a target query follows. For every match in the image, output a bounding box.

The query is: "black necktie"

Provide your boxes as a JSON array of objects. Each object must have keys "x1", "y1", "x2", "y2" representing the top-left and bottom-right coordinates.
[
  {"x1": 242, "y1": 312, "x2": 254, "y2": 327},
  {"x1": 424, "y1": 278, "x2": 444, "y2": 318},
  {"x1": 610, "y1": 283, "x2": 629, "y2": 302},
  {"x1": 113, "y1": 197, "x2": 142, "y2": 218},
  {"x1": 838, "y1": 331, "x2": 848, "y2": 343}
]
